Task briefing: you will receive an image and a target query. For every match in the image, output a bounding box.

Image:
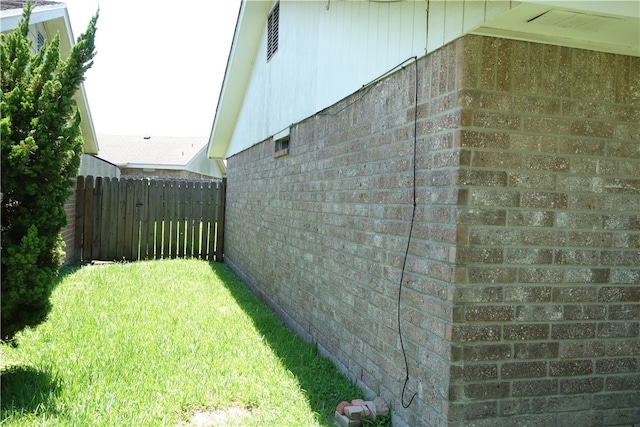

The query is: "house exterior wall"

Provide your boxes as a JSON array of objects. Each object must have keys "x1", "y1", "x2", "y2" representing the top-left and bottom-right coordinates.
[
  {"x1": 224, "y1": 34, "x2": 639, "y2": 426},
  {"x1": 228, "y1": 0, "x2": 424, "y2": 157},
  {"x1": 79, "y1": 154, "x2": 121, "y2": 178},
  {"x1": 226, "y1": 1, "x2": 520, "y2": 158},
  {"x1": 27, "y1": 22, "x2": 46, "y2": 55},
  {"x1": 62, "y1": 182, "x2": 77, "y2": 264},
  {"x1": 451, "y1": 35, "x2": 640, "y2": 426},
  {"x1": 118, "y1": 168, "x2": 214, "y2": 181}
]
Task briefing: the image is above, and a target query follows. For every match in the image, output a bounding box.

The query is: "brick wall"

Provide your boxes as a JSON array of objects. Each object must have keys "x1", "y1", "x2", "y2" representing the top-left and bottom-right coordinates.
[
  {"x1": 450, "y1": 36, "x2": 640, "y2": 426},
  {"x1": 61, "y1": 181, "x2": 77, "y2": 263},
  {"x1": 224, "y1": 35, "x2": 639, "y2": 426},
  {"x1": 119, "y1": 168, "x2": 212, "y2": 180}
]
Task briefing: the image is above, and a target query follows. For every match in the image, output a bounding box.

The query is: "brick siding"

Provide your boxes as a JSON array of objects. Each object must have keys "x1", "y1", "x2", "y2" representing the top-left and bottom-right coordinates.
[
  {"x1": 119, "y1": 168, "x2": 211, "y2": 180},
  {"x1": 224, "y1": 35, "x2": 639, "y2": 426},
  {"x1": 61, "y1": 182, "x2": 76, "y2": 263}
]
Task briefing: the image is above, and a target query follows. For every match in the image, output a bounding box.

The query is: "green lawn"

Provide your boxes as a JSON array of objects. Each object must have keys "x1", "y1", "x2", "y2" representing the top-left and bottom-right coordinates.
[{"x1": 1, "y1": 259, "x2": 383, "y2": 426}]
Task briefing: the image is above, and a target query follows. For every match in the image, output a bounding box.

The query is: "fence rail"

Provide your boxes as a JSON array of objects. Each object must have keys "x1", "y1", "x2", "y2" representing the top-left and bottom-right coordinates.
[{"x1": 75, "y1": 176, "x2": 225, "y2": 262}]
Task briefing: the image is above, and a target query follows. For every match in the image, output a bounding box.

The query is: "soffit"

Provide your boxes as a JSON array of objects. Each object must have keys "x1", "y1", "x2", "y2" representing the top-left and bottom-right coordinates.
[{"x1": 472, "y1": 1, "x2": 640, "y2": 56}]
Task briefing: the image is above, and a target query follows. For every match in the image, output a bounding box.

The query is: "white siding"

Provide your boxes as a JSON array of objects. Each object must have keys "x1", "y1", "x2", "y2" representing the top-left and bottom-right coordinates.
[
  {"x1": 79, "y1": 155, "x2": 121, "y2": 178},
  {"x1": 226, "y1": 0, "x2": 514, "y2": 157},
  {"x1": 315, "y1": 1, "x2": 427, "y2": 109},
  {"x1": 26, "y1": 22, "x2": 47, "y2": 55}
]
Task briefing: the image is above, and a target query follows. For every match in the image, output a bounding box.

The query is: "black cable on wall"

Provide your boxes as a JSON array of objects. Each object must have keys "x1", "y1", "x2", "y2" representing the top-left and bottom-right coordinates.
[
  {"x1": 316, "y1": 55, "x2": 421, "y2": 409},
  {"x1": 397, "y1": 56, "x2": 419, "y2": 410}
]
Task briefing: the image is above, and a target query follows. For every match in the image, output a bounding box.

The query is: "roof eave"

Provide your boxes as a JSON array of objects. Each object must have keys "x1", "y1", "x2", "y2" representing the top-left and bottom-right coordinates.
[
  {"x1": 1, "y1": 4, "x2": 99, "y2": 154},
  {"x1": 207, "y1": 0, "x2": 271, "y2": 160},
  {"x1": 0, "y1": 2, "x2": 67, "y2": 28}
]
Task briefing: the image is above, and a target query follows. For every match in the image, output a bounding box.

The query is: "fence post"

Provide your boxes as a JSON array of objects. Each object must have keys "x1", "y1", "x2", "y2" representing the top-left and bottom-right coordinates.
[{"x1": 215, "y1": 178, "x2": 226, "y2": 262}]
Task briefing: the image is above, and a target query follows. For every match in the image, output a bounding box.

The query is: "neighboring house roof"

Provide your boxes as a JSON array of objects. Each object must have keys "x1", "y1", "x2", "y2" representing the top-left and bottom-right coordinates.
[
  {"x1": 96, "y1": 135, "x2": 225, "y2": 178},
  {"x1": 0, "y1": 0, "x2": 99, "y2": 154},
  {"x1": 1, "y1": 1, "x2": 61, "y2": 11},
  {"x1": 97, "y1": 135, "x2": 208, "y2": 167},
  {"x1": 207, "y1": 0, "x2": 639, "y2": 162}
]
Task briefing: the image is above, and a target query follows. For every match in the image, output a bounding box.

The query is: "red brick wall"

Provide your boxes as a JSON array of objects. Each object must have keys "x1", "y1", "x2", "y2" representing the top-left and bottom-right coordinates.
[
  {"x1": 119, "y1": 168, "x2": 211, "y2": 180},
  {"x1": 61, "y1": 181, "x2": 77, "y2": 263},
  {"x1": 224, "y1": 35, "x2": 640, "y2": 426},
  {"x1": 450, "y1": 35, "x2": 640, "y2": 426}
]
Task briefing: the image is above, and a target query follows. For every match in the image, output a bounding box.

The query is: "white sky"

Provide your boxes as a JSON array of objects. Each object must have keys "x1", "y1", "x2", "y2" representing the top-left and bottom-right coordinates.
[{"x1": 64, "y1": 0, "x2": 241, "y2": 138}]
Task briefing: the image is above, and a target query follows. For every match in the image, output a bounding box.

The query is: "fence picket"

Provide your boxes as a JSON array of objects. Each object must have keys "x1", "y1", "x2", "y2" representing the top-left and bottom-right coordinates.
[
  {"x1": 156, "y1": 180, "x2": 166, "y2": 258},
  {"x1": 122, "y1": 180, "x2": 134, "y2": 260},
  {"x1": 200, "y1": 181, "x2": 211, "y2": 260},
  {"x1": 171, "y1": 181, "x2": 184, "y2": 258},
  {"x1": 98, "y1": 177, "x2": 111, "y2": 259},
  {"x1": 91, "y1": 177, "x2": 103, "y2": 259},
  {"x1": 182, "y1": 180, "x2": 190, "y2": 257},
  {"x1": 105, "y1": 177, "x2": 119, "y2": 259},
  {"x1": 194, "y1": 182, "x2": 209, "y2": 259},
  {"x1": 147, "y1": 180, "x2": 159, "y2": 259},
  {"x1": 115, "y1": 179, "x2": 126, "y2": 260},
  {"x1": 166, "y1": 181, "x2": 178, "y2": 258},
  {"x1": 82, "y1": 176, "x2": 94, "y2": 260},
  {"x1": 190, "y1": 181, "x2": 201, "y2": 257},
  {"x1": 131, "y1": 179, "x2": 142, "y2": 260}
]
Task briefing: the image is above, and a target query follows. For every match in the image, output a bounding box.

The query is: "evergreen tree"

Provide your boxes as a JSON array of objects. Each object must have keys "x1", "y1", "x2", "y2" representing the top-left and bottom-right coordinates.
[{"x1": 1, "y1": 1, "x2": 98, "y2": 341}]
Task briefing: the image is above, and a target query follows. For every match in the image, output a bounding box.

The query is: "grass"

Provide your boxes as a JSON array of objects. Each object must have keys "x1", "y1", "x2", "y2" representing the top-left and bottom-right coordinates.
[{"x1": 1, "y1": 259, "x2": 389, "y2": 426}]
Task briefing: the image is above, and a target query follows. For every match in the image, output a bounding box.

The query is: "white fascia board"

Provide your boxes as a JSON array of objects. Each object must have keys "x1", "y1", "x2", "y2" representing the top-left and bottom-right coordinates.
[
  {"x1": 75, "y1": 84, "x2": 99, "y2": 154},
  {"x1": 46, "y1": 11, "x2": 99, "y2": 154},
  {"x1": 1, "y1": 3, "x2": 67, "y2": 32},
  {"x1": 185, "y1": 144, "x2": 226, "y2": 177},
  {"x1": 207, "y1": 0, "x2": 272, "y2": 160}
]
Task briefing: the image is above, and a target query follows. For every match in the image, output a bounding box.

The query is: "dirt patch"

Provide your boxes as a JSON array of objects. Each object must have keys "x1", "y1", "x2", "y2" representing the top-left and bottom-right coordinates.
[{"x1": 178, "y1": 405, "x2": 252, "y2": 427}]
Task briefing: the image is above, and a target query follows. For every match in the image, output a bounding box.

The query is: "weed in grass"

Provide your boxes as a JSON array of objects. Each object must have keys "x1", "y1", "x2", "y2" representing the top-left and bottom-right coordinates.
[{"x1": 0, "y1": 259, "x2": 376, "y2": 426}]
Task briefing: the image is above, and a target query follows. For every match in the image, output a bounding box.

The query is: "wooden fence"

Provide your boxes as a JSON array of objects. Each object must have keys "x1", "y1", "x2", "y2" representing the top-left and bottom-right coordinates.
[{"x1": 75, "y1": 176, "x2": 225, "y2": 262}]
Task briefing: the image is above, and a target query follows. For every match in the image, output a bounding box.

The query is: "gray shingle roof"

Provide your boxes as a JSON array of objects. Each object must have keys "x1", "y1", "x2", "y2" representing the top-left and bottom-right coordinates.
[
  {"x1": 1, "y1": 1, "x2": 61, "y2": 11},
  {"x1": 96, "y1": 135, "x2": 209, "y2": 167}
]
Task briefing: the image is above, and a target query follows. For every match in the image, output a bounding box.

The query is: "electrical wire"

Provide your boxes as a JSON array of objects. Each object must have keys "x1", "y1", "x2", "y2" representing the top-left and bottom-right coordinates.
[
  {"x1": 317, "y1": 55, "x2": 421, "y2": 409},
  {"x1": 398, "y1": 0, "x2": 429, "y2": 409},
  {"x1": 281, "y1": 55, "x2": 421, "y2": 409},
  {"x1": 319, "y1": 57, "x2": 418, "y2": 117},
  {"x1": 270, "y1": 57, "x2": 420, "y2": 142},
  {"x1": 397, "y1": 56, "x2": 419, "y2": 409}
]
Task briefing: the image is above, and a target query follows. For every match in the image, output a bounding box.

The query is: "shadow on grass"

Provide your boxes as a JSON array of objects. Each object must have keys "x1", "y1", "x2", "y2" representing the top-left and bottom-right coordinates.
[
  {"x1": 1, "y1": 264, "x2": 81, "y2": 346},
  {"x1": 209, "y1": 263, "x2": 365, "y2": 426},
  {"x1": 1, "y1": 364, "x2": 61, "y2": 416}
]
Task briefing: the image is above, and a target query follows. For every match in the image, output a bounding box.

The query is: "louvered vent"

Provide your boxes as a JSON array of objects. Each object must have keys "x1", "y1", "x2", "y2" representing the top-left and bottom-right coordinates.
[
  {"x1": 37, "y1": 31, "x2": 45, "y2": 52},
  {"x1": 267, "y1": 2, "x2": 279, "y2": 61}
]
